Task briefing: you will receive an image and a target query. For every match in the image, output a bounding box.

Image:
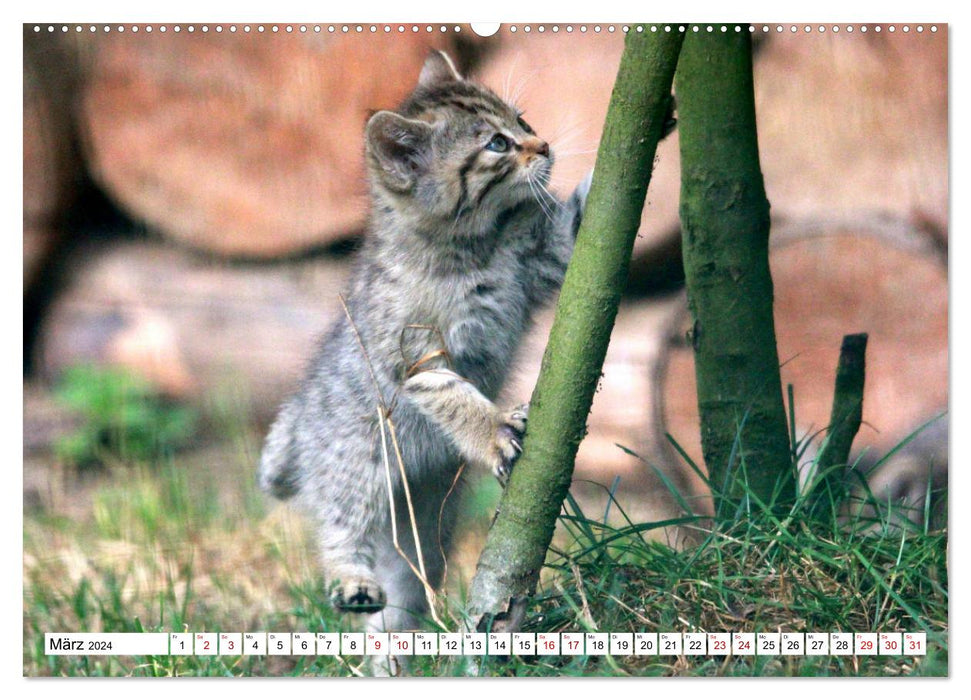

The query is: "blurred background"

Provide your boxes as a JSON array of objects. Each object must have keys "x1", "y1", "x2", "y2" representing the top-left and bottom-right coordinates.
[{"x1": 23, "y1": 25, "x2": 947, "y2": 642}]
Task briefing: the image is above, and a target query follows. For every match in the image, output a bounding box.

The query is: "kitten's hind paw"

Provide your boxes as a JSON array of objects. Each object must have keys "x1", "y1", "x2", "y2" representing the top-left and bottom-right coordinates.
[
  {"x1": 331, "y1": 579, "x2": 387, "y2": 614},
  {"x1": 493, "y1": 404, "x2": 529, "y2": 483}
]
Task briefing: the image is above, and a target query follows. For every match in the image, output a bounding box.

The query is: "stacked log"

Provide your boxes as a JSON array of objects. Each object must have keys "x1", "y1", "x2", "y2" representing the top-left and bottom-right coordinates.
[
  {"x1": 34, "y1": 240, "x2": 349, "y2": 414},
  {"x1": 77, "y1": 29, "x2": 454, "y2": 258},
  {"x1": 23, "y1": 29, "x2": 83, "y2": 292},
  {"x1": 752, "y1": 28, "x2": 948, "y2": 235}
]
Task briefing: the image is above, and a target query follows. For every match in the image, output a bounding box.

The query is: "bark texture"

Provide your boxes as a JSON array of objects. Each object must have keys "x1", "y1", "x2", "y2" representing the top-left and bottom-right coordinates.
[{"x1": 676, "y1": 31, "x2": 794, "y2": 516}]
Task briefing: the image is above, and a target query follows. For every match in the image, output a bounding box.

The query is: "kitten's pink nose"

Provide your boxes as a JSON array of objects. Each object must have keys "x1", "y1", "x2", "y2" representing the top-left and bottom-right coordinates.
[{"x1": 522, "y1": 137, "x2": 550, "y2": 159}]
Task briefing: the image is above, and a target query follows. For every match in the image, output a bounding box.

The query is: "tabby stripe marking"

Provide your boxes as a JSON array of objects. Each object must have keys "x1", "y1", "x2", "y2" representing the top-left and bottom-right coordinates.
[
  {"x1": 474, "y1": 160, "x2": 515, "y2": 207},
  {"x1": 454, "y1": 150, "x2": 483, "y2": 218}
]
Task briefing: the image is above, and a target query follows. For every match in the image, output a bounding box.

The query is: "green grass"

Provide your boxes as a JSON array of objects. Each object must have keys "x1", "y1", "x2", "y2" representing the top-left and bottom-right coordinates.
[
  {"x1": 23, "y1": 379, "x2": 948, "y2": 677},
  {"x1": 52, "y1": 365, "x2": 198, "y2": 470},
  {"x1": 520, "y1": 491, "x2": 947, "y2": 677},
  {"x1": 23, "y1": 458, "x2": 947, "y2": 677}
]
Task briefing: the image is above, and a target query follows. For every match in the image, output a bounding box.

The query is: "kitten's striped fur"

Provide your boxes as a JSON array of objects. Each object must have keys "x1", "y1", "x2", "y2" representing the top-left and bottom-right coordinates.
[{"x1": 259, "y1": 51, "x2": 591, "y2": 636}]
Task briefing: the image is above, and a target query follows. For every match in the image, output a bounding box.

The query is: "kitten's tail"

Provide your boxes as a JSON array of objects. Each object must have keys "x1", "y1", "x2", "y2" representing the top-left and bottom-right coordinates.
[{"x1": 258, "y1": 402, "x2": 302, "y2": 500}]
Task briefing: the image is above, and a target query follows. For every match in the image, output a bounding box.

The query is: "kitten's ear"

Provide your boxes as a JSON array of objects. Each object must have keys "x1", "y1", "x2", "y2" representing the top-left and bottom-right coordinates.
[
  {"x1": 418, "y1": 50, "x2": 462, "y2": 89},
  {"x1": 365, "y1": 111, "x2": 433, "y2": 192}
]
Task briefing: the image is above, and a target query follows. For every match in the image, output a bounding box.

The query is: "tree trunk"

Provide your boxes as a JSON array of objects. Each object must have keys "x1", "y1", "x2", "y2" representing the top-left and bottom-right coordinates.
[
  {"x1": 467, "y1": 29, "x2": 685, "y2": 630},
  {"x1": 658, "y1": 217, "x2": 948, "y2": 490},
  {"x1": 676, "y1": 31, "x2": 794, "y2": 517}
]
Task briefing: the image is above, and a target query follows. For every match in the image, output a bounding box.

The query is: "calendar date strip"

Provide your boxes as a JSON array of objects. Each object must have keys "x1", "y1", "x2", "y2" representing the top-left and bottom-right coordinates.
[{"x1": 45, "y1": 631, "x2": 927, "y2": 657}]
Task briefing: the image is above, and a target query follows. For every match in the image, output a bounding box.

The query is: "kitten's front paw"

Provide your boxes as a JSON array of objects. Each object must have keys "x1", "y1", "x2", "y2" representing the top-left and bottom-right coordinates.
[
  {"x1": 331, "y1": 578, "x2": 387, "y2": 614},
  {"x1": 492, "y1": 404, "x2": 529, "y2": 483}
]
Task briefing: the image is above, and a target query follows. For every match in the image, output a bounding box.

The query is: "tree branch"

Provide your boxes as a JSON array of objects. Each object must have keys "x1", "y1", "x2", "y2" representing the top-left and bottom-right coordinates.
[{"x1": 817, "y1": 333, "x2": 868, "y2": 476}]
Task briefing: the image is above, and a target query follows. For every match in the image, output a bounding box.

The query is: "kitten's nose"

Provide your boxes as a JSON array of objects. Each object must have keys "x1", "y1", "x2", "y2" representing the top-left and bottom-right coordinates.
[{"x1": 522, "y1": 137, "x2": 549, "y2": 159}]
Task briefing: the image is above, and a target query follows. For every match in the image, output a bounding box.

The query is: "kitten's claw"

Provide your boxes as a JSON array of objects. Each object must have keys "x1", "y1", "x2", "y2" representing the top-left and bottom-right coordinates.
[
  {"x1": 507, "y1": 403, "x2": 529, "y2": 431},
  {"x1": 493, "y1": 404, "x2": 529, "y2": 482},
  {"x1": 331, "y1": 579, "x2": 387, "y2": 614}
]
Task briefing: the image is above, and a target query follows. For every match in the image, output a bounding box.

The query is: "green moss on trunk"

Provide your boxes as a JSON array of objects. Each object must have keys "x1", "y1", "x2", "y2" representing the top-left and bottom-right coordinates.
[
  {"x1": 676, "y1": 32, "x2": 795, "y2": 517},
  {"x1": 467, "y1": 29, "x2": 685, "y2": 626}
]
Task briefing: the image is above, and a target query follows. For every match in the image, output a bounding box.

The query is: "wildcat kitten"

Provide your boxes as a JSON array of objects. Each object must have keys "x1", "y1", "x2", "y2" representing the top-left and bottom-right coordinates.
[{"x1": 259, "y1": 51, "x2": 590, "y2": 634}]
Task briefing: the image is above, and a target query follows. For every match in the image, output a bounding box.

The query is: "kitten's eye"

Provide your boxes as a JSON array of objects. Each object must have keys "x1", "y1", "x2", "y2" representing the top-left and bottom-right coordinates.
[
  {"x1": 517, "y1": 116, "x2": 534, "y2": 135},
  {"x1": 485, "y1": 134, "x2": 511, "y2": 153}
]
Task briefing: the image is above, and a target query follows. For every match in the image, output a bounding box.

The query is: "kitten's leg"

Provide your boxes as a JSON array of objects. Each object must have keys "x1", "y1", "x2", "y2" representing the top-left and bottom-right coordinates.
[
  {"x1": 364, "y1": 567, "x2": 425, "y2": 676},
  {"x1": 258, "y1": 400, "x2": 302, "y2": 499},
  {"x1": 365, "y1": 498, "x2": 454, "y2": 675},
  {"x1": 316, "y1": 513, "x2": 387, "y2": 614},
  {"x1": 315, "y1": 492, "x2": 387, "y2": 613},
  {"x1": 367, "y1": 545, "x2": 435, "y2": 633},
  {"x1": 402, "y1": 368, "x2": 527, "y2": 479},
  {"x1": 364, "y1": 556, "x2": 427, "y2": 676},
  {"x1": 262, "y1": 402, "x2": 387, "y2": 612}
]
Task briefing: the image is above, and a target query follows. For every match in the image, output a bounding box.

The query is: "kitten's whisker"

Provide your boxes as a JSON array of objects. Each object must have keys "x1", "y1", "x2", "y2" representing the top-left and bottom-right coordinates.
[
  {"x1": 526, "y1": 175, "x2": 551, "y2": 222},
  {"x1": 541, "y1": 189, "x2": 564, "y2": 219},
  {"x1": 447, "y1": 200, "x2": 468, "y2": 237},
  {"x1": 543, "y1": 179, "x2": 580, "y2": 196},
  {"x1": 527, "y1": 172, "x2": 557, "y2": 222},
  {"x1": 450, "y1": 209, "x2": 464, "y2": 235},
  {"x1": 534, "y1": 168, "x2": 561, "y2": 199},
  {"x1": 526, "y1": 178, "x2": 544, "y2": 219},
  {"x1": 550, "y1": 148, "x2": 601, "y2": 158},
  {"x1": 548, "y1": 118, "x2": 595, "y2": 149},
  {"x1": 541, "y1": 169, "x2": 575, "y2": 185},
  {"x1": 549, "y1": 131, "x2": 597, "y2": 158},
  {"x1": 508, "y1": 70, "x2": 538, "y2": 108},
  {"x1": 549, "y1": 126, "x2": 588, "y2": 150},
  {"x1": 501, "y1": 56, "x2": 521, "y2": 104},
  {"x1": 535, "y1": 176, "x2": 562, "y2": 213}
]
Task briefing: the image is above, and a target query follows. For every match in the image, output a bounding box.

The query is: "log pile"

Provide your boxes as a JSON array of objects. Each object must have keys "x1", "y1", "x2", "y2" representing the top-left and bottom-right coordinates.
[
  {"x1": 77, "y1": 29, "x2": 454, "y2": 258},
  {"x1": 34, "y1": 240, "x2": 349, "y2": 413},
  {"x1": 24, "y1": 26, "x2": 948, "y2": 514}
]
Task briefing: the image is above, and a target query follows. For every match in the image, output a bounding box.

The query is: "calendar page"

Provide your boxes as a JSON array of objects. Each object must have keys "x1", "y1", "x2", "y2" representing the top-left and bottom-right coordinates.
[{"x1": 22, "y1": 15, "x2": 948, "y2": 680}]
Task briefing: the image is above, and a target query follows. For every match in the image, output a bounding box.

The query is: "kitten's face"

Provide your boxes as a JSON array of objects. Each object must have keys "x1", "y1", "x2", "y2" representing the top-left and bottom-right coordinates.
[{"x1": 365, "y1": 52, "x2": 553, "y2": 229}]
